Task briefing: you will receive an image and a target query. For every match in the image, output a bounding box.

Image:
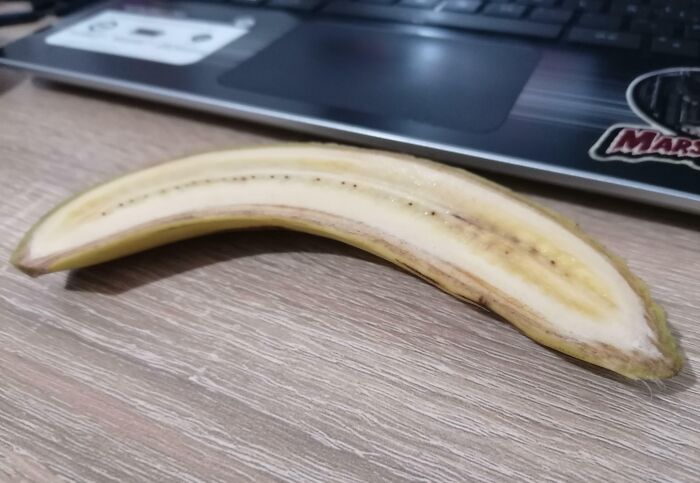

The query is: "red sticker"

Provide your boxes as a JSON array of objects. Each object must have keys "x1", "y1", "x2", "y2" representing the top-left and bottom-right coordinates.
[{"x1": 590, "y1": 68, "x2": 700, "y2": 171}]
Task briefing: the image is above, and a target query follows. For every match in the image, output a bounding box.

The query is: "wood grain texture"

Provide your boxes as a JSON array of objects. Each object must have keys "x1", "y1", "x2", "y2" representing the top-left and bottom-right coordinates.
[{"x1": 1, "y1": 55, "x2": 700, "y2": 482}]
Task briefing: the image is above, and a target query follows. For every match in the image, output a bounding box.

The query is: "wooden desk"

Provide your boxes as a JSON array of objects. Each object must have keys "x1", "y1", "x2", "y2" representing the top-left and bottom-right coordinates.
[{"x1": 1, "y1": 38, "x2": 699, "y2": 481}]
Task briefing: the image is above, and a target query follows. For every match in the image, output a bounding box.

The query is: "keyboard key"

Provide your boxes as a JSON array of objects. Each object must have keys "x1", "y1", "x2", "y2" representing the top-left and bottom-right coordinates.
[
  {"x1": 515, "y1": 0, "x2": 558, "y2": 7},
  {"x1": 529, "y1": 7, "x2": 574, "y2": 24},
  {"x1": 442, "y1": 0, "x2": 482, "y2": 13},
  {"x1": 562, "y1": 0, "x2": 604, "y2": 12},
  {"x1": 567, "y1": 27, "x2": 641, "y2": 48},
  {"x1": 651, "y1": 36, "x2": 700, "y2": 56},
  {"x1": 649, "y1": 0, "x2": 684, "y2": 6},
  {"x1": 609, "y1": 1, "x2": 650, "y2": 18},
  {"x1": 322, "y1": 2, "x2": 563, "y2": 37},
  {"x1": 686, "y1": 23, "x2": 700, "y2": 38},
  {"x1": 650, "y1": 0, "x2": 695, "y2": 8},
  {"x1": 355, "y1": 0, "x2": 397, "y2": 4},
  {"x1": 267, "y1": 0, "x2": 325, "y2": 10},
  {"x1": 654, "y1": 5, "x2": 696, "y2": 22},
  {"x1": 483, "y1": 3, "x2": 527, "y2": 17},
  {"x1": 629, "y1": 19, "x2": 676, "y2": 36},
  {"x1": 400, "y1": 0, "x2": 439, "y2": 7},
  {"x1": 577, "y1": 13, "x2": 623, "y2": 29}
]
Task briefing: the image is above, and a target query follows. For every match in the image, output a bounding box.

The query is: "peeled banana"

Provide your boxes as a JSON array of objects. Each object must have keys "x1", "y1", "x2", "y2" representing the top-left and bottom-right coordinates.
[{"x1": 12, "y1": 144, "x2": 682, "y2": 379}]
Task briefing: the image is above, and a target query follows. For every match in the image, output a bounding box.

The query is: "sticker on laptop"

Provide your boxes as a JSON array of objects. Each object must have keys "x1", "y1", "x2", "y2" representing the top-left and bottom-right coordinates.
[
  {"x1": 590, "y1": 67, "x2": 700, "y2": 171},
  {"x1": 46, "y1": 10, "x2": 253, "y2": 66}
]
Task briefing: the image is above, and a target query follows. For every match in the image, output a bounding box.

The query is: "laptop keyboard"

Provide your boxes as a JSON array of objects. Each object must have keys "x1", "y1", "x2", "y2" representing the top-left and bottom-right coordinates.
[
  {"x1": 240, "y1": 0, "x2": 700, "y2": 57},
  {"x1": 3, "y1": 0, "x2": 697, "y2": 58}
]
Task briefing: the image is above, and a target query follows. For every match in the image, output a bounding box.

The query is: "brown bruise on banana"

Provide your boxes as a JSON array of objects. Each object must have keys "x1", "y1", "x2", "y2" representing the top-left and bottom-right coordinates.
[
  {"x1": 62, "y1": 171, "x2": 613, "y2": 319},
  {"x1": 12, "y1": 144, "x2": 682, "y2": 380}
]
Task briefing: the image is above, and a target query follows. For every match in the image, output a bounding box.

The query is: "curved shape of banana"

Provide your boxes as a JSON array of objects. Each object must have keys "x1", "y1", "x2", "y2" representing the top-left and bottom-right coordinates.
[{"x1": 12, "y1": 144, "x2": 681, "y2": 379}]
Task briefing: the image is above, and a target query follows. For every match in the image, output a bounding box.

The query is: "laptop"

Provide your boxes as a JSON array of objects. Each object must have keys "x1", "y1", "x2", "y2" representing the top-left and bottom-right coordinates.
[{"x1": 1, "y1": 0, "x2": 699, "y2": 214}]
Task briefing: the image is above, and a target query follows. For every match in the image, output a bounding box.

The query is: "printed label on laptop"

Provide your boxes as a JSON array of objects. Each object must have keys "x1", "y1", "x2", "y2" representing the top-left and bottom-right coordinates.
[
  {"x1": 46, "y1": 10, "x2": 253, "y2": 66},
  {"x1": 590, "y1": 68, "x2": 700, "y2": 171}
]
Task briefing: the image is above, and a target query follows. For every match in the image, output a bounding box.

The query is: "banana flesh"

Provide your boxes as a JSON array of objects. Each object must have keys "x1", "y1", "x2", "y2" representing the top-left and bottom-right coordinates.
[{"x1": 12, "y1": 144, "x2": 682, "y2": 379}]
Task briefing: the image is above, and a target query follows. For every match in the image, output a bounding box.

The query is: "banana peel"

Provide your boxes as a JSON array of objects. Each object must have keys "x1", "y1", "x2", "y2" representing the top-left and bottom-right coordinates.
[{"x1": 12, "y1": 144, "x2": 682, "y2": 379}]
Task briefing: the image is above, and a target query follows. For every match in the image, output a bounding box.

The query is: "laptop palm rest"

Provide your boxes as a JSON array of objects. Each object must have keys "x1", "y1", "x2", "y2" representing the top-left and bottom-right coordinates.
[{"x1": 219, "y1": 21, "x2": 539, "y2": 134}]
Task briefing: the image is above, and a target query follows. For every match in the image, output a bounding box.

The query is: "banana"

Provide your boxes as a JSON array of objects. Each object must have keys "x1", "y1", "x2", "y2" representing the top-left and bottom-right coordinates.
[{"x1": 12, "y1": 144, "x2": 681, "y2": 379}]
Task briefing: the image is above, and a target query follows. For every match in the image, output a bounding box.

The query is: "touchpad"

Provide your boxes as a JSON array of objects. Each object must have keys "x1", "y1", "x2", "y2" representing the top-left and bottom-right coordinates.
[{"x1": 219, "y1": 22, "x2": 539, "y2": 133}]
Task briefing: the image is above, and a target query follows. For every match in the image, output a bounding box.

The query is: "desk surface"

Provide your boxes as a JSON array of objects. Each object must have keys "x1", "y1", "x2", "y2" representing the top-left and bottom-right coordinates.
[{"x1": 2, "y1": 35, "x2": 700, "y2": 482}]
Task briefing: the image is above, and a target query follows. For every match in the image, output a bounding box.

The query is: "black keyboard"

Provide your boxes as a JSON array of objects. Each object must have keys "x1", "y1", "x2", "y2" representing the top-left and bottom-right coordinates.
[
  {"x1": 2, "y1": 0, "x2": 698, "y2": 57},
  {"x1": 252, "y1": 0, "x2": 700, "y2": 57}
]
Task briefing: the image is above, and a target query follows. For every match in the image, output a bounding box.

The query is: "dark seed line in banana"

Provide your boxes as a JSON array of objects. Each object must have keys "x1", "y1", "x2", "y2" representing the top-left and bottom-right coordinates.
[
  {"x1": 444, "y1": 212, "x2": 614, "y2": 308},
  {"x1": 89, "y1": 173, "x2": 614, "y2": 314},
  {"x1": 91, "y1": 171, "x2": 610, "y2": 312},
  {"x1": 96, "y1": 173, "x2": 373, "y2": 217},
  {"x1": 440, "y1": 210, "x2": 612, "y2": 314},
  {"x1": 94, "y1": 173, "x2": 562, "y2": 273}
]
